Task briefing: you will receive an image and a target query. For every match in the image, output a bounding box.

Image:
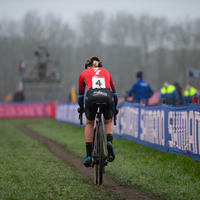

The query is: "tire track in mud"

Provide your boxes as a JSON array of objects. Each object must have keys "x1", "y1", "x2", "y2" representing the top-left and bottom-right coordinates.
[{"x1": 18, "y1": 124, "x2": 160, "y2": 200}]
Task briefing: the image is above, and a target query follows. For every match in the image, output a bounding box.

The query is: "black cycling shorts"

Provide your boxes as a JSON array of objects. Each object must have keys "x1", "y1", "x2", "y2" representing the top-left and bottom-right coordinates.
[{"x1": 85, "y1": 88, "x2": 114, "y2": 121}]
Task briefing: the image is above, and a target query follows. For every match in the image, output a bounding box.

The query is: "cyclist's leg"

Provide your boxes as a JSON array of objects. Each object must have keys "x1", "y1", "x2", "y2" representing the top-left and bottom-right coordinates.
[
  {"x1": 104, "y1": 118, "x2": 114, "y2": 136},
  {"x1": 84, "y1": 90, "x2": 97, "y2": 167},
  {"x1": 102, "y1": 92, "x2": 114, "y2": 137},
  {"x1": 83, "y1": 119, "x2": 94, "y2": 167},
  {"x1": 104, "y1": 118, "x2": 114, "y2": 144},
  {"x1": 85, "y1": 118, "x2": 94, "y2": 143},
  {"x1": 101, "y1": 90, "x2": 115, "y2": 162},
  {"x1": 104, "y1": 118, "x2": 115, "y2": 162}
]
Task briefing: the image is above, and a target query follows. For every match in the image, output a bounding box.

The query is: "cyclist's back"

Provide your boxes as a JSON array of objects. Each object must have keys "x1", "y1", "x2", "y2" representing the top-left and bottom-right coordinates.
[
  {"x1": 79, "y1": 67, "x2": 115, "y2": 92},
  {"x1": 79, "y1": 67, "x2": 116, "y2": 121}
]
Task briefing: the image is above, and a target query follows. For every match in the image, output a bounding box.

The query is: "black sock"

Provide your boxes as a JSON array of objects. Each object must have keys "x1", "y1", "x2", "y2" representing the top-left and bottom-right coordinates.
[
  {"x1": 107, "y1": 134, "x2": 113, "y2": 144},
  {"x1": 86, "y1": 143, "x2": 93, "y2": 157}
]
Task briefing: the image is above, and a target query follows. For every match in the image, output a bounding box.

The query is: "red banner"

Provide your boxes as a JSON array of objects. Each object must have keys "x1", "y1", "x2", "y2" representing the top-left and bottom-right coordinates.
[{"x1": 0, "y1": 102, "x2": 54, "y2": 118}]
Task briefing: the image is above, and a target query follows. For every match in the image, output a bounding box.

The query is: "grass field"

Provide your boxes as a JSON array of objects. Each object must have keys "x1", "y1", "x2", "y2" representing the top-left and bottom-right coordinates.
[
  {"x1": 27, "y1": 119, "x2": 200, "y2": 200},
  {"x1": 1, "y1": 119, "x2": 200, "y2": 200},
  {"x1": 0, "y1": 119, "x2": 121, "y2": 200}
]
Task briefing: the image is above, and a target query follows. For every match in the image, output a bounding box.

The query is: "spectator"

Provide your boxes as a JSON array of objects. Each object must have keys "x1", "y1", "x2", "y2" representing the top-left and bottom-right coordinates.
[
  {"x1": 13, "y1": 88, "x2": 25, "y2": 102},
  {"x1": 4, "y1": 93, "x2": 13, "y2": 102},
  {"x1": 34, "y1": 44, "x2": 50, "y2": 78},
  {"x1": 127, "y1": 71, "x2": 154, "y2": 105},
  {"x1": 19, "y1": 59, "x2": 25, "y2": 72},
  {"x1": 174, "y1": 82, "x2": 183, "y2": 105},
  {"x1": 160, "y1": 81, "x2": 179, "y2": 105},
  {"x1": 70, "y1": 86, "x2": 77, "y2": 103},
  {"x1": 183, "y1": 82, "x2": 198, "y2": 105}
]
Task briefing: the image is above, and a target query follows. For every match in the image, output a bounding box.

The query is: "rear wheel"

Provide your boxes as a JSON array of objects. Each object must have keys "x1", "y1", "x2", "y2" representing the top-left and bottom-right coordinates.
[{"x1": 94, "y1": 123, "x2": 104, "y2": 185}]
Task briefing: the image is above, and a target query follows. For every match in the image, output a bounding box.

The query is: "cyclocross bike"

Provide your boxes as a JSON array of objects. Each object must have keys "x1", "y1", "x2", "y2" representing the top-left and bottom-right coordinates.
[{"x1": 79, "y1": 103, "x2": 117, "y2": 185}]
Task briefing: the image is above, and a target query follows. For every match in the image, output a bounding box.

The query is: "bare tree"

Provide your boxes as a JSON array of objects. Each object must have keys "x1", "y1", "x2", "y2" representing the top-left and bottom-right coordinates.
[
  {"x1": 77, "y1": 11, "x2": 105, "y2": 46},
  {"x1": 170, "y1": 19, "x2": 193, "y2": 85},
  {"x1": 0, "y1": 11, "x2": 200, "y2": 101}
]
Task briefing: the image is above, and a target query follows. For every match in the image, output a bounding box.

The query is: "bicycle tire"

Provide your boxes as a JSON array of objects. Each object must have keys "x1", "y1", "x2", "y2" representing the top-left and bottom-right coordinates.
[
  {"x1": 99, "y1": 123, "x2": 104, "y2": 185},
  {"x1": 93, "y1": 127, "x2": 98, "y2": 185},
  {"x1": 94, "y1": 123, "x2": 104, "y2": 185},
  {"x1": 94, "y1": 162, "x2": 99, "y2": 185}
]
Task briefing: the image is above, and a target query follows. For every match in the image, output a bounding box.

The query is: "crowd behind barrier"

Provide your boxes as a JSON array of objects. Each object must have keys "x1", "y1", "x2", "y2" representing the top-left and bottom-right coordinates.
[{"x1": 56, "y1": 102, "x2": 200, "y2": 162}]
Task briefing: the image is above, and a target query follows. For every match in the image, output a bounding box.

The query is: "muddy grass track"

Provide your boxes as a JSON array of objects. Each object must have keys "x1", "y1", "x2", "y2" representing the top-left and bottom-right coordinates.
[{"x1": 18, "y1": 124, "x2": 160, "y2": 200}]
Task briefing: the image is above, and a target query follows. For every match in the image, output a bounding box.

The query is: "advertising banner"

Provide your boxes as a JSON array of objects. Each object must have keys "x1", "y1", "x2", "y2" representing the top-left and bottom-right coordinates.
[
  {"x1": 0, "y1": 102, "x2": 53, "y2": 118},
  {"x1": 189, "y1": 69, "x2": 200, "y2": 79},
  {"x1": 55, "y1": 102, "x2": 200, "y2": 161},
  {"x1": 118, "y1": 102, "x2": 200, "y2": 161},
  {"x1": 56, "y1": 103, "x2": 86, "y2": 126}
]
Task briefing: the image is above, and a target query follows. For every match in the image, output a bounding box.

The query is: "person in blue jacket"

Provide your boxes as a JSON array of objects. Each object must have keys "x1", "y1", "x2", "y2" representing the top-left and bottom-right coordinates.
[
  {"x1": 127, "y1": 71, "x2": 154, "y2": 105},
  {"x1": 183, "y1": 82, "x2": 198, "y2": 105},
  {"x1": 160, "y1": 80, "x2": 179, "y2": 106}
]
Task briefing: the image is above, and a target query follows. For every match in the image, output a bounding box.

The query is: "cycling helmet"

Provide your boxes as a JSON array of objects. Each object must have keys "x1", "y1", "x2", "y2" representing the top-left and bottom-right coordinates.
[{"x1": 85, "y1": 56, "x2": 102, "y2": 69}]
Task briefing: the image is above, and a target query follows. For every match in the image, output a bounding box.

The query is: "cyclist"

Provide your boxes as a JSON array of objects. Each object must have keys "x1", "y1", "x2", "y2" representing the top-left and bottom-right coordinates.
[{"x1": 78, "y1": 56, "x2": 118, "y2": 167}]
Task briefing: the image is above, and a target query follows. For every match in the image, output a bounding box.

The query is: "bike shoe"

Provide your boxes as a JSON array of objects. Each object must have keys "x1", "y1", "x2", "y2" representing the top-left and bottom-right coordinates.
[
  {"x1": 107, "y1": 142, "x2": 115, "y2": 162},
  {"x1": 83, "y1": 156, "x2": 92, "y2": 167}
]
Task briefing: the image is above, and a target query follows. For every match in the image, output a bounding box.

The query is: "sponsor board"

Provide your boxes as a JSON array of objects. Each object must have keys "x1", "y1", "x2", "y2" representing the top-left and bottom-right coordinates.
[
  {"x1": 0, "y1": 102, "x2": 53, "y2": 118},
  {"x1": 55, "y1": 102, "x2": 200, "y2": 161}
]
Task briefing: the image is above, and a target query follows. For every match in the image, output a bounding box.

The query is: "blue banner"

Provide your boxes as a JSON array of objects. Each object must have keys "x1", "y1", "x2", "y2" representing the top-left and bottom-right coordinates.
[
  {"x1": 189, "y1": 69, "x2": 200, "y2": 78},
  {"x1": 56, "y1": 102, "x2": 200, "y2": 161}
]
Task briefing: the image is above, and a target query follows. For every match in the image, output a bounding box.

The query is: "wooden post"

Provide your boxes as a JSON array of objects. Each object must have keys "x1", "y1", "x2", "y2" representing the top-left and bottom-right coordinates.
[
  {"x1": 193, "y1": 96, "x2": 199, "y2": 104},
  {"x1": 162, "y1": 98, "x2": 166, "y2": 104}
]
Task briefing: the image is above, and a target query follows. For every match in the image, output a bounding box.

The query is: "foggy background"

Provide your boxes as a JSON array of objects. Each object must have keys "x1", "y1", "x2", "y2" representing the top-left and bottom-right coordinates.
[{"x1": 0, "y1": 0, "x2": 200, "y2": 101}]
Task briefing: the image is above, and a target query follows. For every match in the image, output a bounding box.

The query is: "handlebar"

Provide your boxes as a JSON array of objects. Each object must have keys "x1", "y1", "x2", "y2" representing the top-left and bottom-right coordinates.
[
  {"x1": 78, "y1": 107, "x2": 84, "y2": 125},
  {"x1": 79, "y1": 112, "x2": 83, "y2": 125},
  {"x1": 114, "y1": 114, "x2": 117, "y2": 125},
  {"x1": 114, "y1": 108, "x2": 119, "y2": 126}
]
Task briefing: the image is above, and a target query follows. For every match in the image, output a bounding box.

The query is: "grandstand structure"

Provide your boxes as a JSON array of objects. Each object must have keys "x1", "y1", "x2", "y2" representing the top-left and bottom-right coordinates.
[{"x1": 20, "y1": 61, "x2": 62, "y2": 101}]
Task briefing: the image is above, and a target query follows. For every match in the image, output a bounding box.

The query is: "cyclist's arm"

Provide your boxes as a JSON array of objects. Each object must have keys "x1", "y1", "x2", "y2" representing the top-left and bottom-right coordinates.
[
  {"x1": 110, "y1": 75, "x2": 118, "y2": 108},
  {"x1": 78, "y1": 74, "x2": 85, "y2": 109}
]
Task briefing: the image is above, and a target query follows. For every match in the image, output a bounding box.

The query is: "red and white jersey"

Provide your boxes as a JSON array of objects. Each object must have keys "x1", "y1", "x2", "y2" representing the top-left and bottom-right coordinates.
[{"x1": 78, "y1": 68, "x2": 117, "y2": 96}]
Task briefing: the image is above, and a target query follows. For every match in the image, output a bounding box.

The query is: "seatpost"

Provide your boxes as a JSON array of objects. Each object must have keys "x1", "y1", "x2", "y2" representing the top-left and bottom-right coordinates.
[{"x1": 98, "y1": 106, "x2": 102, "y2": 122}]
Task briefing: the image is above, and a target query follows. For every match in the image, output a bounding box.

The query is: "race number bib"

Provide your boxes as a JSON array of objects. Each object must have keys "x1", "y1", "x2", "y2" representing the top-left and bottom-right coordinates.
[{"x1": 92, "y1": 77, "x2": 106, "y2": 89}]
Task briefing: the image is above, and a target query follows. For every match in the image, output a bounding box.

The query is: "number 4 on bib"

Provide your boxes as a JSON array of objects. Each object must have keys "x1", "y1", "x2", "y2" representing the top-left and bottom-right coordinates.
[
  {"x1": 92, "y1": 77, "x2": 106, "y2": 89},
  {"x1": 96, "y1": 80, "x2": 101, "y2": 86}
]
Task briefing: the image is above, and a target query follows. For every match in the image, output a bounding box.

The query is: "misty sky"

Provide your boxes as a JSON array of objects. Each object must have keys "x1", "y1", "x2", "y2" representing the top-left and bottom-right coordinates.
[{"x1": 0, "y1": 0, "x2": 200, "y2": 26}]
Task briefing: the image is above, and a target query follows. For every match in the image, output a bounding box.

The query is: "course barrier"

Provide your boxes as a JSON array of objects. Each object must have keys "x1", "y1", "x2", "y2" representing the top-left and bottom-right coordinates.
[
  {"x1": 0, "y1": 102, "x2": 56, "y2": 118},
  {"x1": 56, "y1": 102, "x2": 200, "y2": 161}
]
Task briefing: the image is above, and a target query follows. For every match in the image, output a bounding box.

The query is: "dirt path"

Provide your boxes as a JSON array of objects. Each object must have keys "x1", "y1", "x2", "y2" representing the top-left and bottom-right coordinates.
[{"x1": 18, "y1": 124, "x2": 160, "y2": 200}]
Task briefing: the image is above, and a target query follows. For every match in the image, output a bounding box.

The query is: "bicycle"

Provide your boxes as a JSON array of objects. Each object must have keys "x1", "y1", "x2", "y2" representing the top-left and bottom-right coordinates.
[{"x1": 79, "y1": 103, "x2": 117, "y2": 185}]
